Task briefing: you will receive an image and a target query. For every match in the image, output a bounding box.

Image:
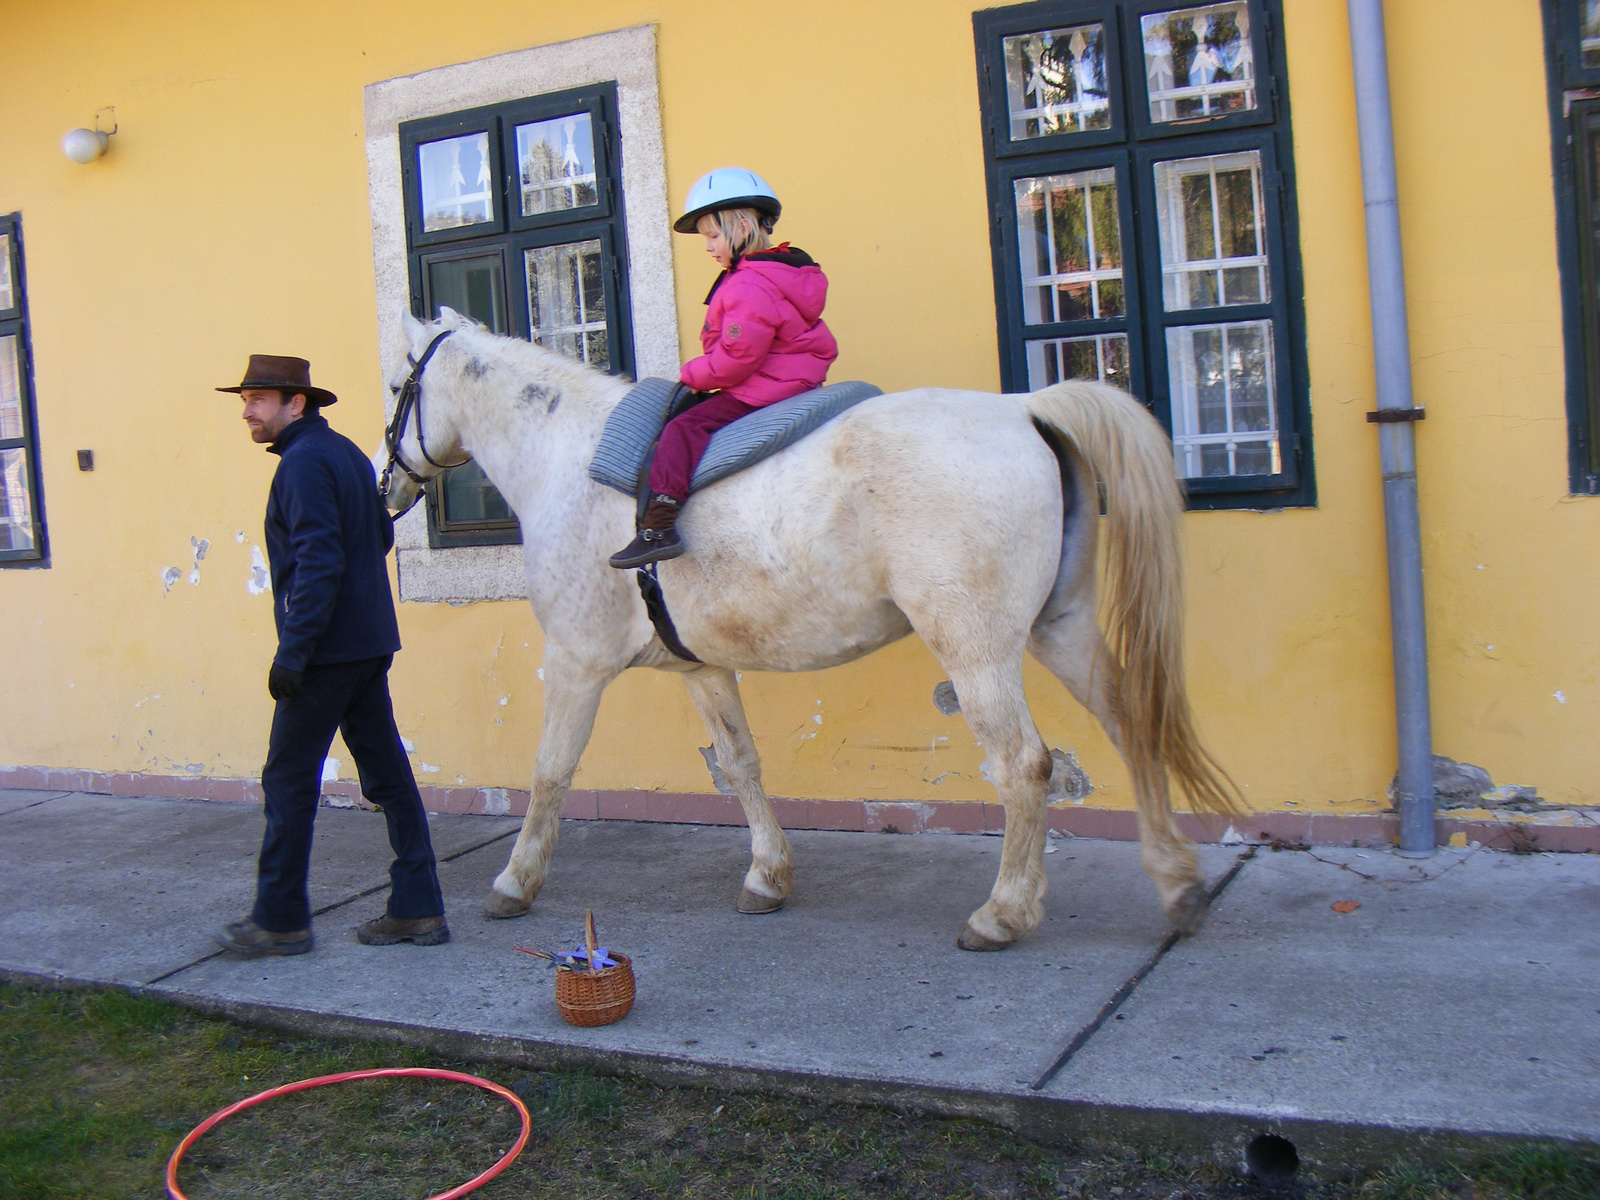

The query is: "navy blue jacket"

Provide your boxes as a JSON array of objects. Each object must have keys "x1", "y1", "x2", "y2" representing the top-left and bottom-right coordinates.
[{"x1": 264, "y1": 414, "x2": 401, "y2": 671}]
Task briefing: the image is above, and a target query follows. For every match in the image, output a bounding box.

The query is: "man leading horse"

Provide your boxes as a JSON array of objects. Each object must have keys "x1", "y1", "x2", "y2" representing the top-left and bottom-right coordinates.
[{"x1": 214, "y1": 354, "x2": 448, "y2": 957}]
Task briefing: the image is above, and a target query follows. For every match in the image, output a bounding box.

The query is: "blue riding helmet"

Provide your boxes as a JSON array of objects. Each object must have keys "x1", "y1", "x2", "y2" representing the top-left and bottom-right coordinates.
[{"x1": 674, "y1": 167, "x2": 782, "y2": 234}]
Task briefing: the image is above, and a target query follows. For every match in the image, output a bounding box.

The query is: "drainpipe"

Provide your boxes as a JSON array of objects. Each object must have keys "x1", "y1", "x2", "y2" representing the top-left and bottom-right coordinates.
[{"x1": 1348, "y1": 0, "x2": 1435, "y2": 857}]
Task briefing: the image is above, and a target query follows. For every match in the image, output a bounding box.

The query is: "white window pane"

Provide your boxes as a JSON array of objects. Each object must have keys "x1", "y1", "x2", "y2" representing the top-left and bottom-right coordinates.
[
  {"x1": 0, "y1": 234, "x2": 13, "y2": 311},
  {"x1": 1141, "y1": 4, "x2": 1255, "y2": 124},
  {"x1": 1167, "y1": 320, "x2": 1279, "y2": 478},
  {"x1": 517, "y1": 114, "x2": 599, "y2": 216},
  {"x1": 1153, "y1": 151, "x2": 1268, "y2": 311},
  {"x1": 1003, "y1": 24, "x2": 1111, "y2": 140},
  {"x1": 1025, "y1": 333, "x2": 1130, "y2": 391},
  {"x1": 418, "y1": 133, "x2": 493, "y2": 232},
  {"x1": 526, "y1": 240, "x2": 609, "y2": 370},
  {"x1": 0, "y1": 336, "x2": 21, "y2": 440},
  {"x1": 1014, "y1": 168, "x2": 1123, "y2": 324},
  {"x1": 0, "y1": 447, "x2": 35, "y2": 552},
  {"x1": 1587, "y1": 0, "x2": 1600, "y2": 71}
]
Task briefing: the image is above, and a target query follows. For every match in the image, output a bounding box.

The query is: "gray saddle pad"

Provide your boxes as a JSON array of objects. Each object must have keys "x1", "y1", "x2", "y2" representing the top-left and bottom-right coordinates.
[{"x1": 588, "y1": 378, "x2": 883, "y2": 497}]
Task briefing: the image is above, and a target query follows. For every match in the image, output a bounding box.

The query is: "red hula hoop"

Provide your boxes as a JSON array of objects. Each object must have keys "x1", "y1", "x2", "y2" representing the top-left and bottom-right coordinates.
[{"x1": 165, "y1": 1066, "x2": 532, "y2": 1200}]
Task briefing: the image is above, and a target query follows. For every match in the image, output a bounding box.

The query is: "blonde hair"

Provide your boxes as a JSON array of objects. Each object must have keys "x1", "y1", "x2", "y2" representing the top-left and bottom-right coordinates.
[{"x1": 698, "y1": 207, "x2": 772, "y2": 258}]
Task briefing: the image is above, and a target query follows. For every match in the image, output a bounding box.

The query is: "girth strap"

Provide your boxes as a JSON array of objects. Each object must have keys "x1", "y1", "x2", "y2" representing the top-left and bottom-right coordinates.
[{"x1": 636, "y1": 564, "x2": 701, "y2": 663}]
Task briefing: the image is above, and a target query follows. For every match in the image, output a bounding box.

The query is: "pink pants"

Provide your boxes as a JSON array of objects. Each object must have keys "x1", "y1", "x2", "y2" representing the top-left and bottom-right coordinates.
[{"x1": 648, "y1": 392, "x2": 761, "y2": 502}]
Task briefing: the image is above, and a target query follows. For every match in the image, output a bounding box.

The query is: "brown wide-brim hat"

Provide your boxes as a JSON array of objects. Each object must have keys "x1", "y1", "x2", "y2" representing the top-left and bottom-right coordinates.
[{"x1": 215, "y1": 354, "x2": 338, "y2": 406}]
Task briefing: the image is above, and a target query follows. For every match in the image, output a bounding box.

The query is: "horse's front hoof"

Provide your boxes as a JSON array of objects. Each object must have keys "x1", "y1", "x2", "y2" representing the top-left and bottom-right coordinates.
[
  {"x1": 483, "y1": 889, "x2": 531, "y2": 920},
  {"x1": 956, "y1": 923, "x2": 1012, "y2": 952},
  {"x1": 737, "y1": 888, "x2": 785, "y2": 915},
  {"x1": 1167, "y1": 882, "x2": 1210, "y2": 936}
]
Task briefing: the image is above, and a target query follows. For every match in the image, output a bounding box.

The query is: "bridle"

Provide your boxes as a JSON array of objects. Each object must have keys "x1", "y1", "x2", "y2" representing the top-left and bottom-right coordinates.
[{"x1": 379, "y1": 330, "x2": 471, "y2": 519}]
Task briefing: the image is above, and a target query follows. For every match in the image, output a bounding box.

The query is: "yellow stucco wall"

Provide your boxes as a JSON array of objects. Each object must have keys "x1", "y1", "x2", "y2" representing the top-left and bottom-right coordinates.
[{"x1": 0, "y1": 0, "x2": 1593, "y2": 811}]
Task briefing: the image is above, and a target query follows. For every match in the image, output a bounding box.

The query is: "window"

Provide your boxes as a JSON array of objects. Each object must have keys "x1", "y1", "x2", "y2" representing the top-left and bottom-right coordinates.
[
  {"x1": 0, "y1": 214, "x2": 46, "y2": 564},
  {"x1": 1542, "y1": 0, "x2": 1600, "y2": 494},
  {"x1": 975, "y1": 0, "x2": 1312, "y2": 508},
  {"x1": 400, "y1": 85, "x2": 635, "y2": 547}
]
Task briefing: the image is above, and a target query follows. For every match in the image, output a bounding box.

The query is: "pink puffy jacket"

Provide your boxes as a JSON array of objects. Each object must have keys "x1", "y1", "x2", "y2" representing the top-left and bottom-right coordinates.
[{"x1": 680, "y1": 245, "x2": 838, "y2": 407}]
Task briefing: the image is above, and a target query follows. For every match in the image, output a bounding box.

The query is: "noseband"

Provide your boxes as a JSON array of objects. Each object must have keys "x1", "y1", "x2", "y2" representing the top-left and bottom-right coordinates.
[{"x1": 379, "y1": 329, "x2": 472, "y2": 519}]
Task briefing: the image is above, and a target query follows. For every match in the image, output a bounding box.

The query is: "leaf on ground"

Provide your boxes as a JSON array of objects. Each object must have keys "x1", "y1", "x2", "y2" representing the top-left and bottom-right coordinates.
[{"x1": 1332, "y1": 900, "x2": 1361, "y2": 913}]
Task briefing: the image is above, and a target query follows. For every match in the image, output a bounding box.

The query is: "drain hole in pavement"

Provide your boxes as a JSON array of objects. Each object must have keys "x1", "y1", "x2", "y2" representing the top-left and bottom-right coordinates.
[{"x1": 1245, "y1": 1134, "x2": 1299, "y2": 1185}]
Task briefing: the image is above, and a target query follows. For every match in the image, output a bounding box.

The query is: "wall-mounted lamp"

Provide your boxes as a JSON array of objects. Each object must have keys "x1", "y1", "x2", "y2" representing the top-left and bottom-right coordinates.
[
  {"x1": 63, "y1": 109, "x2": 117, "y2": 164},
  {"x1": 62, "y1": 128, "x2": 109, "y2": 163}
]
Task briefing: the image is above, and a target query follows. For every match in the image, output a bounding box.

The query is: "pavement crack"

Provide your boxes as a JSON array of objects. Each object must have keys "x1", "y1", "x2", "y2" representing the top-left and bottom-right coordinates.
[
  {"x1": 142, "y1": 825, "x2": 520, "y2": 987},
  {"x1": 1027, "y1": 845, "x2": 1257, "y2": 1092},
  {"x1": 0, "y1": 792, "x2": 73, "y2": 819},
  {"x1": 1304, "y1": 844, "x2": 1480, "y2": 889}
]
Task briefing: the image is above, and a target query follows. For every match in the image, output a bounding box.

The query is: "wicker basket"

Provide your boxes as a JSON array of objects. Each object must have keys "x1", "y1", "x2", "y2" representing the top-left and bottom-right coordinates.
[{"x1": 554, "y1": 953, "x2": 635, "y2": 1027}]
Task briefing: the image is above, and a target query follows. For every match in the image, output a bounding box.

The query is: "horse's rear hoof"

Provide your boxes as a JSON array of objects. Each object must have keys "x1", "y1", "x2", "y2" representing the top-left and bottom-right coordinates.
[
  {"x1": 1168, "y1": 882, "x2": 1210, "y2": 936},
  {"x1": 956, "y1": 924, "x2": 1012, "y2": 952},
  {"x1": 737, "y1": 888, "x2": 785, "y2": 915},
  {"x1": 483, "y1": 889, "x2": 531, "y2": 920}
]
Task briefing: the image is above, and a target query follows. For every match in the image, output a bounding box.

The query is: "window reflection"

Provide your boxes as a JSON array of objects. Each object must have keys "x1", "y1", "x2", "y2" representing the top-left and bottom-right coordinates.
[
  {"x1": 0, "y1": 235, "x2": 12, "y2": 311},
  {"x1": 517, "y1": 114, "x2": 599, "y2": 215},
  {"x1": 1586, "y1": 0, "x2": 1600, "y2": 71},
  {"x1": 526, "y1": 241, "x2": 610, "y2": 369},
  {"x1": 0, "y1": 336, "x2": 21, "y2": 440},
  {"x1": 1154, "y1": 151, "x2": 1268, "y2": 310},
  {"x1": 0, "y1": 447, "x2": 34, "y2": 552},
  {"x1": 418, "y1": 133, "x2": 494, "y2": 232},
  {"x1": 1004, "y1": 24, "x2": 1111, "y2": 139},
  {"x1": 1141, "y1": 3, "x2": 1255, "y2": 123},
  {"x1": 1026, "y1": 333, "x2": 1130, "y2": 391},
  {"x1": 1015, "y1": 168, "x2": 1123, "y2": 323},
  {"x1": 1167, "y1": 319, "x2": 1278, "y2": 478}
]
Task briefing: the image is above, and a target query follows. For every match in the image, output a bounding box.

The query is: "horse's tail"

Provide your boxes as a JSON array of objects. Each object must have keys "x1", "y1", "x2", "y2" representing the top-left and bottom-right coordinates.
[{"x1": 1024, "y1": 381, "x2": 1242, "y2": 820}]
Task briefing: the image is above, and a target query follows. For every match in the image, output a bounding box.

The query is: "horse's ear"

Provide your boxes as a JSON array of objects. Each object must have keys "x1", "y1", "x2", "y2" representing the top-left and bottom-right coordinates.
[
  {"x1": 436, "y1": 306, "x2": 468, "y2": 332},
  {"x1": 401, "y1": 310, "x2": 428, "y2": 351}
]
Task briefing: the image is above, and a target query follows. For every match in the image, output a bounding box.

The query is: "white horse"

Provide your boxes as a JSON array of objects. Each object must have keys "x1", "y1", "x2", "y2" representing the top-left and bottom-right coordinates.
[{"x1": 376, "y1": 310, "x2": 1238, "y2": 951}]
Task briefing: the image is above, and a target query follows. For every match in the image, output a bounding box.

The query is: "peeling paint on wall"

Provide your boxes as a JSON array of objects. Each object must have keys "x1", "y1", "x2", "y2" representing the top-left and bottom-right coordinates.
[
  {"x1": 1046, "y1": 748, "x2": 1094, "y2": 806},
  {"x1": 188, "y1": 536, "x2": 211, "y2": 586},
  {"x1": 321, "y1": 756, "x2": 340, "y2": 783},
  {"x1": 160, "y1": 566, "x2": 181, "y2": 593},
  {"x1": 247, "y1": 546, "x2": 270, "y2": 595},
  {"x1": 699, "y1": 746, "x2": 736, "y2": 795}
]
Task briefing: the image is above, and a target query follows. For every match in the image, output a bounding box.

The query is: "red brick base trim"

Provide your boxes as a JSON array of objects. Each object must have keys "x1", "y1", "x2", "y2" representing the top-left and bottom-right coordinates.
[{"x1": 2, "y1": 765, "x2": 1595, "y2": 853}]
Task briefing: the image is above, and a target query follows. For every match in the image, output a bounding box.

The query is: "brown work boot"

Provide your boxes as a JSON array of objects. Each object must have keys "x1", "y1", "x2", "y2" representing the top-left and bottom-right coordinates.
[
  {"x1": 609, "y1": 495, "x2": 685, "y2": 569},
  {"x1": 356, "y1": 913, "x2": 450, "y2": 946},
  {"x1": 215, "y1": 918, "x2": 314, "y2": 957}
]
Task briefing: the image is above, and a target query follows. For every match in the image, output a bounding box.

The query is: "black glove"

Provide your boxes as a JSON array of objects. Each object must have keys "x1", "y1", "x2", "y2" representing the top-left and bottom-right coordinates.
[{"x1": 267, "y1": 663, "x2": 304, "y2": 700}]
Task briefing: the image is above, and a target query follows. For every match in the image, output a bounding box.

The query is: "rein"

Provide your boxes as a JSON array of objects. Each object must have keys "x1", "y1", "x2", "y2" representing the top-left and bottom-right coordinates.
[{"x1": 379, "y1": 330, "x2": 471, "y2": 520}]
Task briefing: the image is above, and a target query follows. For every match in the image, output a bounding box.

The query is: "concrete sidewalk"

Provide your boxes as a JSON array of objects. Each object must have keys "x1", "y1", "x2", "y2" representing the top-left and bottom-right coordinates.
[{"x1": 1, "y1": 788, "x2": 1596, "y2": 1172}]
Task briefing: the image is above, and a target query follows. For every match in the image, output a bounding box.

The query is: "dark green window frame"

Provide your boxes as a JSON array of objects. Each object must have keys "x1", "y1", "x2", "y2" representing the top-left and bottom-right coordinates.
[
  {"x1": 0, "y1": 213, "x2": 47, "y2": 565},
  {"x1": 973, "y1": 0, "x2": 1314, "y2": 509},
  {"x1": 399, "y1": 84, "x2": 635, "y2": 547},
  {"x1": 1542, "y1": 0, "x2": 1600, "y2": 494}
]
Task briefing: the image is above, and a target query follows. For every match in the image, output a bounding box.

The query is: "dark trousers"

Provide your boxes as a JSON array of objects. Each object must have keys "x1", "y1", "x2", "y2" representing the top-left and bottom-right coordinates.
[
  {"x1": 253, "y1": 654, "x2": 444, "y2": 932},
  {"x1": 648, "y1": 392, "x2": 761, "y2": 501}
]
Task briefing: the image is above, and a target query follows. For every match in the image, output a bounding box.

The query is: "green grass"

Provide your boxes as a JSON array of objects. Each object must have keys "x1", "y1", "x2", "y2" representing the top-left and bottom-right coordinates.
[{"x1": 1, "y1": 982, "x2": 1595, "y2": 1199}]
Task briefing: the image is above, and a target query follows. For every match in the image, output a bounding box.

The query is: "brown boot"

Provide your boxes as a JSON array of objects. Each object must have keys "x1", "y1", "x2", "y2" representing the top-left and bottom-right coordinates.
[
  {"x1": 609, "y1": 495, "x2": 685, "y2": 568},
  {"x1": 356, "y1": 913, "x2": 450, "y2": 946},
  {"x1": 215, "y1": 918, "x2": 314, "y2": 957}
]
